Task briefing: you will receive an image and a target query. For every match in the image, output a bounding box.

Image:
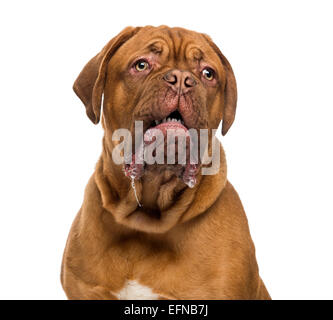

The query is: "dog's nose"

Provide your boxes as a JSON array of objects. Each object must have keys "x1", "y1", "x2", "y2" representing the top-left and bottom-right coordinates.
[{"x1": 163, "y1": 69, "x2": 197, "y2": 92}]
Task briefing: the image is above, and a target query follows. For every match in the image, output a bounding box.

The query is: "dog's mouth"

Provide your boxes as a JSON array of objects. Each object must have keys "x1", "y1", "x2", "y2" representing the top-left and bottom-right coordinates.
[
  {"x1": 154, "y1": 110, "x2": 185, "y2": 126},
  {"x1": 124, "y1": 109, "x2": 199, "y2": 188},
  {"x1": 145, "y1": 110, "x2": 187, "y2": 133}
]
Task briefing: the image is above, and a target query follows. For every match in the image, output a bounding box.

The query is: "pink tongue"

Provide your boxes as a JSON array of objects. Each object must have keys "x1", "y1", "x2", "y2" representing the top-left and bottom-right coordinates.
[
  {"x1": 124, "y1": 122, "x2": 198, "y2": 188},
  {"x1": 152, "y1": 121, "x2": 188, "y2": 131},
  {"x1": 143, "y1": 122, "x2": 188, "y2": 145}
]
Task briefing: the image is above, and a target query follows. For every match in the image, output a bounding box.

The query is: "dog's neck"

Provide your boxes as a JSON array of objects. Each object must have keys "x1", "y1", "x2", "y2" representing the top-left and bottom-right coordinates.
[
  {"x1": 94, "y1": 137, "x2": 228, "y2": 233},
  {"x1": 140, "y1": 166, "x2": 187, "y2": 209}
]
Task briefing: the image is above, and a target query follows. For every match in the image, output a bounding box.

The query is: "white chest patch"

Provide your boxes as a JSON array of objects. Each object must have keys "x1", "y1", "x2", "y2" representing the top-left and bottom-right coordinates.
[{"x1": 114, "y1": 280, "x2": 159, "y2": 300}]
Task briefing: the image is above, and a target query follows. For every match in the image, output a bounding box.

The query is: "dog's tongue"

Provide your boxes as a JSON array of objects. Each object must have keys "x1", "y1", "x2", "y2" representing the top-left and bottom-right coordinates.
[
  {"x1": 143, "y1": 121, "x2": 188, "y2": 145},
  {"x1": 124, "y1": 121, "x2": 198, "y2": 188}
]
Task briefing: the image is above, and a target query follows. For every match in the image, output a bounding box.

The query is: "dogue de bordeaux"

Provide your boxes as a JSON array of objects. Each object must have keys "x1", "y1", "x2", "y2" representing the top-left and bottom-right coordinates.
[{"x1": 61, "y1": 25, "x2": 271, "y2": 300}]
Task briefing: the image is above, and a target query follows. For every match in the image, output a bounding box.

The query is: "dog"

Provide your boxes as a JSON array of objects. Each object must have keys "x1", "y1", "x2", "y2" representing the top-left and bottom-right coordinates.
[{"x1": 61, "y1": 25, "x2": 271, "y2": 300}]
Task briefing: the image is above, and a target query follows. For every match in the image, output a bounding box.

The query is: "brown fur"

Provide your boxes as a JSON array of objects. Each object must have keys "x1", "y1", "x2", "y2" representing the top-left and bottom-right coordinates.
[{"x1": 61, "y1": 26, "x2": 270, "y2": 300}]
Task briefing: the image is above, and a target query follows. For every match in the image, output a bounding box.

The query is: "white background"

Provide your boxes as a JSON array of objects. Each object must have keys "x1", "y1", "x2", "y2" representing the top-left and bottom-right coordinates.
[{"x1": 0, "y1": 0, "x2": 332, "y2": 299}]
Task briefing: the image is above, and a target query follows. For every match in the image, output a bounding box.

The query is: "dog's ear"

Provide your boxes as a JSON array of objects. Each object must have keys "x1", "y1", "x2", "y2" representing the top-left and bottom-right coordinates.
[
  {"x1": 203, "y1": 35, "x2": 237, "y2": 136},
  {"x1": 73, "y1": 27, "x2": 141, "y2": 124}
]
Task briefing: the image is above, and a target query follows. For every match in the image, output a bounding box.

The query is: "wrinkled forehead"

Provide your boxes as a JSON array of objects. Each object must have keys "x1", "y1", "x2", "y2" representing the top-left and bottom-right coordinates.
[{"x1": 113, "y1": 26, "x2": 222, "y2": 70}]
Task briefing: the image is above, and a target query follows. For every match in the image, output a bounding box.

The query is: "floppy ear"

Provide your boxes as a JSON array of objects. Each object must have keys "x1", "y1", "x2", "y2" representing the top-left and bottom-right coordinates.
[
  {"x1": 73, "y1": 27, "x2": 141, "y2": 124},
  {"x1": 203, "y1": 35, "x2": 237, "y2": 135}
]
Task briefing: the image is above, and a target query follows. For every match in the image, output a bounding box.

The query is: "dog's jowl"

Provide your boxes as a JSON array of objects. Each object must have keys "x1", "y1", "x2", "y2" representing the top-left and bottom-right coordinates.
[{"x1": 61, "y1": 26, "x2": 271, "y2": 300}]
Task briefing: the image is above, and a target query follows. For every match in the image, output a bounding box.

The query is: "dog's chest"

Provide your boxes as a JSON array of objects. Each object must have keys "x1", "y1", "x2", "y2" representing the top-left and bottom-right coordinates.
[{"x1": 113, "y1": 280, "x2": 159, "y2": 300}]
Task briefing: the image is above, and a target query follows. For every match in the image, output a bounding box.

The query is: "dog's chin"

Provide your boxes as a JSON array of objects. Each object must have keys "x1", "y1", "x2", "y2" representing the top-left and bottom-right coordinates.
[{"x1": 144, "y1": 163, "x2": 184, "y2": 180}]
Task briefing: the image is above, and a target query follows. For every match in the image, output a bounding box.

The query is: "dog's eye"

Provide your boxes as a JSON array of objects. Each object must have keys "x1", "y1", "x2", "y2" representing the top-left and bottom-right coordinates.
[
  {"x1": 202, "y1": 67, "x2": 215, "y2": 80},
  {"x1": 134, "y1": 60, "x2": 149, "y2": 72}
]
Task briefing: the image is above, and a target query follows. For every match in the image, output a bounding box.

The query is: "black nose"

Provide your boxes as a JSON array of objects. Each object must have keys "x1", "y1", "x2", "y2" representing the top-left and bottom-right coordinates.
[{"x1": 163, "y1": 69, "x2": 197, "y2": 92}]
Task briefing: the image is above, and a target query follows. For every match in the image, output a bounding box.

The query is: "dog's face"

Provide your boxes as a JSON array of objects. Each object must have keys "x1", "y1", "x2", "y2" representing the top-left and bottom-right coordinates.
[{"x1": 74, "y1": 26, "x2": 237, "y2": 179}]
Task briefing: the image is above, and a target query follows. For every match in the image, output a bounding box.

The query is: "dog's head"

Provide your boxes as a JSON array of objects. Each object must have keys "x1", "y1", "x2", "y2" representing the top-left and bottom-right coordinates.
[{"x1": 74, "y1": 26, "x2": 237, "y2": 183}]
